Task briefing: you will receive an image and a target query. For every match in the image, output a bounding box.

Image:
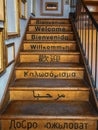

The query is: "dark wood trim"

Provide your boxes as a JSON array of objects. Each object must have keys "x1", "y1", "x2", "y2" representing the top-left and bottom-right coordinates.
[
  {"x1": 0, "y1": 28, "x2": 6, "y2": 76},
  {"x1": 31, "y1": 13, "x2": 35, "y2": 16}
]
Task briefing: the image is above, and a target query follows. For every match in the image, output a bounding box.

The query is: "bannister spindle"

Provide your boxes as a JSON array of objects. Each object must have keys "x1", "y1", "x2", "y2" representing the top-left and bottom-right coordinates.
[
  {"x1": 85, "y1": 13, "x2": 88, "y2": 61},
  {"x1": 80, "y1": 6, "x2": 82, "y2": 42},
  {"x1": 84, "y1": 13, "x2": 86, "y2": 55},
  {"x1": 87, "y1": 17, "x2": 90, "y2": 65},
  {"x1": 82, "y1": 8, "x2": 84, "y2": 47},
  {"x1": 95, "y1": 31, "x2": 98, "y2": 88},
  {"x1": 91, "y1": 23, "x2": 94, "y2": 74}
]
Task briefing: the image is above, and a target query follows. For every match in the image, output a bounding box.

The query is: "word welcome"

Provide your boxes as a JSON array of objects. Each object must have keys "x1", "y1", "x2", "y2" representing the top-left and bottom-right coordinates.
[{"x1": 35, "y1": 26, "x2": 67, "y2": 32}]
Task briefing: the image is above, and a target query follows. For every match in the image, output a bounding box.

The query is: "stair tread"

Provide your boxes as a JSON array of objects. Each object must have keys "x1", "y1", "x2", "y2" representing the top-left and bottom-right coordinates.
[
  {"x1": 21, "y1": 50, "x2": 78, "y2": 52},
  {"x1": 85, "y1": 0, "x2": 98, "y2": 5},
  {"x1": 16, "y1": 63, "x2": 84, "y2": 69},
  {"x1": 23, "y1": 40, "x2": 76, "y2": 43},
  {"x1": 30, "y1": 18, "x2": 70, "y2": 20},
  {"x1": 1, "y1": 101, "x2": 98, "y2": 119},
  {"x1": 9, "y1": 79, "x2": 89, "y2": 89},
  {"x1": 28, "y1": 24, "x2": 72, "y2": 26},
  {"x1": 26, "y1": 31, "x2": 74, "y2": 34},
  {"x1": 20, "y1": 51, "x2": 80, "y2": 54}
]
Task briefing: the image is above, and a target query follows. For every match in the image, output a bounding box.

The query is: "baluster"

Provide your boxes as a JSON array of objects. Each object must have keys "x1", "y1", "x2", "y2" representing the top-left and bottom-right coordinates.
[
  {"x1": 87, "y1": 17, "x2": 90, "y2": 65},
  {"x1": 91, "y1": 23, "x2": 94, "y2": 74},
  {"x1": 95, "y1": 31, "x2": 98, "y2": 88}
]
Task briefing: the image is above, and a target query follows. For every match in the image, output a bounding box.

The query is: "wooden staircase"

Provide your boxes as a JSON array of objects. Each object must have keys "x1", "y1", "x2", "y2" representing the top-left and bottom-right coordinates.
[
  {"x1": 0, "y1": 18, "x2": 98, "y2": 130},
  {"x1": 84, "y1": 0, "x2": 98, "y2": 22}
]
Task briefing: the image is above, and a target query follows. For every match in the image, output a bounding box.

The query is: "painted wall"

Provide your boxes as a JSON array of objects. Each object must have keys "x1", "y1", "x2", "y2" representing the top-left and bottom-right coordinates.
[
  {"x1": 0, "y1": 22, "x2": 4, "y2": 28},
  {"x1": 6, "y1": 0, "x2": 16, "y2": 32},
  {"x1": 0, "y1": 0, "x2": 33, "y2": 106}
]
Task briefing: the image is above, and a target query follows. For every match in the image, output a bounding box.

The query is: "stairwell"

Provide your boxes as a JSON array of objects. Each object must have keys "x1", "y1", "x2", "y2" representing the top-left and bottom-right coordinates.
[{"x1": 0, "y1": 17, "x2": 98, "y2": 130}]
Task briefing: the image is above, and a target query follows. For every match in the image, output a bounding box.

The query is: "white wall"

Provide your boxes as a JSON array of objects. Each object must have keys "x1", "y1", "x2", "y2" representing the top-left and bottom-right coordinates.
[{"x1": 0, "y1": 0, "x2": 33, "y2": 105}]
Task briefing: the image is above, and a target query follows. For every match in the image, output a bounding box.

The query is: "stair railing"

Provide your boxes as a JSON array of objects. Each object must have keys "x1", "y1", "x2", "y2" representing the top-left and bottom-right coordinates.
[{"x1": 70, "y1": 0, "x2": 98, "y2": 99}]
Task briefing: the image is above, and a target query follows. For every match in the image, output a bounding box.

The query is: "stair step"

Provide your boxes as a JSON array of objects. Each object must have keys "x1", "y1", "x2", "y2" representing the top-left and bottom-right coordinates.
[
  {"x1": 19, "y1": 52, "x2": 80, "y2": 63},
  {"x1": 87, "y1": 5, "x2": 98, "y2": 13},
  {"x1": 85, "y1": 0, "x2": 98, "y2": 5},
  {"x1": 9, "y1": 89, "x2": 89, "y2": 101},
  {"x1": 23, "y1": 40, "x2": 76, "y2": 43},
  {"x1": 28, "y1": 24, "x2": 72, "y2": 33},
  {"x1": 30, "y1": 18, "x2": 70, "y2": 25},
  {"x1": 16, "y1": 63, "x2": 84, "y2": 68},
  {"x1": 15, "y1": 63, "x2": 84, "y2": 79},
  {"x1": 23, "y1": 42, "x2": 77, "y2": 51},
  {"x1": 9, "y1": 79, "x2": 90, "y2": 101},
  {"x1": 10, "y1": 79, "x2": 89, "y2": 88},
  {"x1": 1, "y1": 101, "x2": 98, "y2": 130},
  {"x1": 1, "y1": 101, "x2": 97, "y2": 118},
  {"x1": 25, "y1": 33, "x2": 75, "y2": 41}
]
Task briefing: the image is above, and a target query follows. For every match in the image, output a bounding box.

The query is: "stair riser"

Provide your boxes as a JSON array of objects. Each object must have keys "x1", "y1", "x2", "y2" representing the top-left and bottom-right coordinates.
[
  {"x1": 30, "y1": 19, "x2": 70, "y2": 25},
  {"x1": 28, "y1": 25, "x2": 72, "y2": 33},
  {"x1": 1, "y1": 119, "x2": 97, "y2": 130},
  {"x1": 25, "y1": 34, "x2": 75, "y2": 41},
  {"x1": 20, "y1": 54, "x2": 80, "y2": 63},
  {"x1": 23, "y1": 43, "x2": 77, "y2": 51},
  {"x1": 10, "y1": 90, "x2": 89, "y2": 101},
  {"x1": 15, "y1": 70, "x2": 84, "y2": 79}
]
